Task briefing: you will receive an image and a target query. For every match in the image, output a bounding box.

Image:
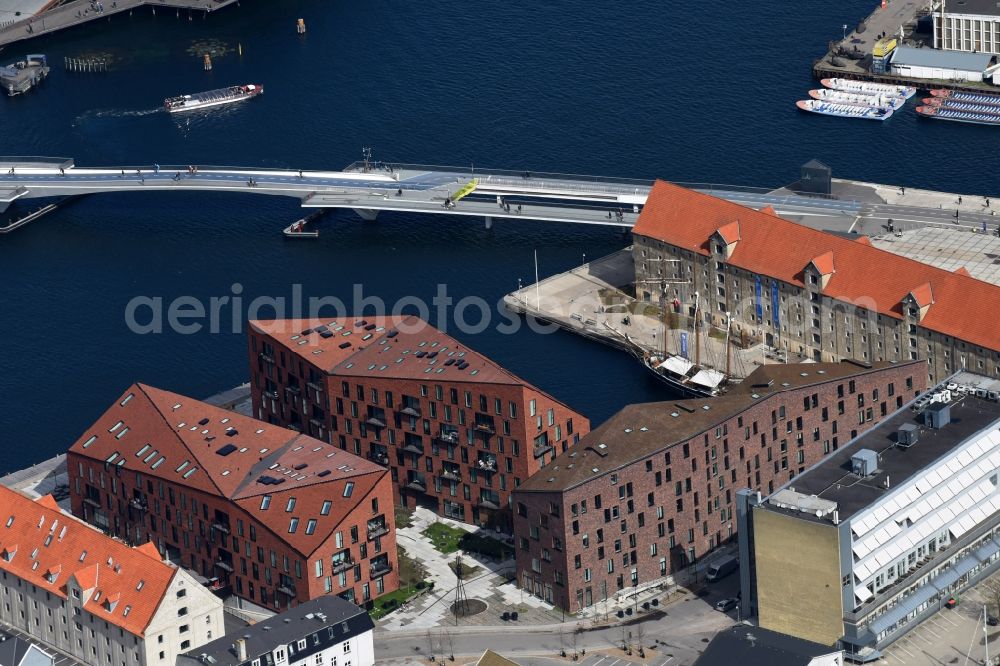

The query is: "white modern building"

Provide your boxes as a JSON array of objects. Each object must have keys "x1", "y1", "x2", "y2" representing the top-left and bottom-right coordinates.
[
  {"x1": 0, "y1": 485, "x2": 224, "y2": 666},
  {"x1": 741, "y1": 372, "x2": 1000, "y2": 663},
  {"x1": 933, "y1": 0, "x2": 1000, "y2": 55},
  {"x1": 890, "y1": 46, "x2": 992, "y2": 82},
  {"x1": 178, "y1": 596, "x2": 375, "y2": 666}
]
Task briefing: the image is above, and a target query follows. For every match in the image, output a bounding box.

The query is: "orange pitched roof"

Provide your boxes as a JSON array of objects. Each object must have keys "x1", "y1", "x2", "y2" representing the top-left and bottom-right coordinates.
[
  {"x1": 809, "y1": 250, "x2": 836, "y2": 276},
  {"x1": 855, "y1": 236, "x2": 873, "y2": 246},
  {"x1": 0, "y1": 488, "x2": 176, "y2": 637},
  {"x1": 715, "y1": 221, "x2": 741, "y2": 244},
  {"x1": 632, "y1": 181, "x2": 1000, "y2": 352},
  {"x1": 69, "y1": 385, "x2": 390, "y2": 557},
  {"x1": 909, "y1": 282, "x2": 934, "y2": 308},
  {"x1": 760, "y1": 205, "x2": 776, "y2": 216}
]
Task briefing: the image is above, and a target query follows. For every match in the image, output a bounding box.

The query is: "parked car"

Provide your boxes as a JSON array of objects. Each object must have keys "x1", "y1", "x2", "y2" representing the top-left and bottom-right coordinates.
[
  {"x1": 945, "y1": 597, "x2": 958, "y2": 609},
  {"x1": 715, "y1": 598, "x2": 738, "y2": 612},
  {"x1": 988, "y1": 615, "x2": 998, "y2": 626}
]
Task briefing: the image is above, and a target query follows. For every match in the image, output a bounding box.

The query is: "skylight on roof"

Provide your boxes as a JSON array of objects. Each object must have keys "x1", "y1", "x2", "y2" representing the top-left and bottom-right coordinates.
[
  {"x1": 120, "y1": 394, "x2": 134, "y2": 407},
  {"x1": 136, "y1": 444, "x2": 150, "y2": 457},
  {"x1": 83, "y1": 436, "x2": 97, "y2": 449},
  {"x1": 109, "y1": 421, "x2": 124, "y2": 433},
  {"x1": 182, "y1": 467, "x2": 198, "y2": 479}
]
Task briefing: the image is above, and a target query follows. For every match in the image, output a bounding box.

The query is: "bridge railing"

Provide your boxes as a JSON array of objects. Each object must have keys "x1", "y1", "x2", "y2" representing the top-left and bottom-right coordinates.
[{"x1": 342, "y1": 161, "x2": 800, "y2": 197}]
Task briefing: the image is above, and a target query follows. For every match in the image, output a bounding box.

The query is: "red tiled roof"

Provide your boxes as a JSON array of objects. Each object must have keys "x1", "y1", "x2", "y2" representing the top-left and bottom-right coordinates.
[
  {"x1": 855, "y1": 236, "x2": 873, "y2": 246},
  {"x1": 715, "y1": 221, "x2": 741, "y2": 244},
  {"x1": 809, "y1": 251, "x2": 836, "y2": 276},
  {"x1": 955, "y1": 267, "x2": 972, "y2": 277},
  {"x1": 632, "y1": 181, "x2": 1000, "y2": 351},
  {"x1": 251, "y1": 315, "x2": 536, "y2": 386},
  {"x1": 68, "y1": 385, "x2": 388, "y2": 557},
  {"x1": 0, "y1": 487, "x2": 176, "y2": 637},
  {"x1": 909, "y1": 282, "x2": 934, "y2": 308}
]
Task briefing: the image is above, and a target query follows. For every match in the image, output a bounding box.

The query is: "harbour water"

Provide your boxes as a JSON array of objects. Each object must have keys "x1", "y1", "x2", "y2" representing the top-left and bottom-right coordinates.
[{"x1": 2, "y1": 0, "x2": 999, "y2": 469}]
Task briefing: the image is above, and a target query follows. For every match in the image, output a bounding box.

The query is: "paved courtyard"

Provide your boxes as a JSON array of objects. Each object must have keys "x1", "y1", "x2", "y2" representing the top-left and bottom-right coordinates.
[
  {"x1": 379, "y1": 507, "x2": 562, "y2": 631},
  {"x1": 871, "y1": 226, "x2": 1000, "y2": 287}
]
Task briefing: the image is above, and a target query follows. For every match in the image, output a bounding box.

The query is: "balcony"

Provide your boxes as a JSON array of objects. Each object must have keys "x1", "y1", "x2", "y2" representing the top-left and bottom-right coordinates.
[
  {"x1": 368, "y1": 524, "x2": 389, "y2": 540},
  {"x1": 405, "y1": 478, "x2": 427, "y2": 493},
  {"x1": 400, "y1": 405, "x2": 421, "y2": 417},
  {"x1": 366, "y1": 416, "x2": 387, "y2": 428},
  {"x1": 309, "y1": 418, "x2": 324, "y2": 429},
  {"x1": 476, "y1": 457, "x2": 498, "y2": 473},
  {"x1": 263, "y1": 390, "x2": 279, "y2": 400},
  {"x1": 474, "y1": 422, "x2": 496, "y2": 435},
  {"x1": 277, "y1": 585, "x2": 296, "y2": 597},
  {"x1": 211, "y1": 522, "x2": 230, "y2": 535},
  {"x1": 477, "y1": 498, "x2": 501, "y2": 511},
  {"x1": 285, "y1": 385, "x2": 301, "y2": 397},
  {"x1": 332, "y1": 558, "x2": 354, "y2": 575},
  {"x1": 437, "y1": 430, "x2": 459, "y2": 444},
  {"x1": 370, "y1": 562, "x2": 394, "y2": 578},
  {"x1": 213, "y1": 560, "x2": 234, "y2": 573},
  {"x1": 129, "y1": 497, "x2": 148, "y2": 512},
  {"x1": 84, "y1": 497, "x2": 101, "y2": 508},
  {"x1": 259, "y1": 352, "x2": 274, "y2": 364},
  {"x1": 368, "y1": 452, "x2": 390, "y2": 466},
  {"x1": 307, "y1": 381, "x2": 324, "y2": 393},
  {"x1": 533, "y1": 443, "x2": 553, "y2": 459},
  {"x1": 402, "y1": 442, "x2": 425, "y2": 456},
  {"x1": 439, "y1": 468, "x2": 461, "y2": 482}
]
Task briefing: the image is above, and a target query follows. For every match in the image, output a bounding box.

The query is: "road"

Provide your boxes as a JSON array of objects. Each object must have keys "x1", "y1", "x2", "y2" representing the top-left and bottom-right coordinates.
[{"x1": 375, "y1": 577, "x2": 740, "y2": 665}]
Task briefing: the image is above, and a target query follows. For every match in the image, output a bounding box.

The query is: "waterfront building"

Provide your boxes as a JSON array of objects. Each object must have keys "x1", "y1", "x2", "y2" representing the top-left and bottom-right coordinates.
[
  {"x1": 933, "y1": 0, "x2": 1000, "y2": 55},
  {"x1": 248, "y1": 316, "x2": 590, "y2": 532},
  {"x1": 740, "y1": 372, "x2": 1000, "y2": 661},
  {"x1": 512, "y1": 360, "x2": 924, "y2": 612},
  {"x1": 0, "y1": 485, "x2": 223, "y2": 666},
  {"x1": 631, "y1": 180, "x2": 1000, "y2": 386},
  {"x1": 177, "y1": 596, "x2": 374, "y2": 666},
  {"x1": 66, "y1": 385, "x2": 398, "y2": 612},
  {"x1": 889, "y1": 46, "x2": 991, "y2": 82},
  {"x1": 695, "y1": 625, "x2": 844, "y2": 666}
]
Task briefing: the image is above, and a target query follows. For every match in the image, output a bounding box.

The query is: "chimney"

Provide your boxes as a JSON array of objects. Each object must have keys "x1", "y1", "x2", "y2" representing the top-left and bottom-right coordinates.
[{"x1": 234, "y1": 638, "x2": 247, "y2": 661}]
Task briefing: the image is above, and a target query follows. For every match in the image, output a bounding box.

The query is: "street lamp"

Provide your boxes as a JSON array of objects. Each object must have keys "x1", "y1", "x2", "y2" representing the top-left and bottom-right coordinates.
[
  {"x1": 843, "y1": 24, "x2": 848, "y2": 40},
  {"x1": 582, "y1": 253, "x2": 586, "y2": 265}
]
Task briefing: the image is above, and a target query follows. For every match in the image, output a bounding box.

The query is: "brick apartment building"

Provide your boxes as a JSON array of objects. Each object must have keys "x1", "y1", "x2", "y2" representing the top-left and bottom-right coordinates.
[
  {"x1": 67, "y1": 384, "x2": 398, "y2": 612},
  {"x1": 247, "y1": 316, "x2": 590, "y2": 531},
  {"x1": 632, "y1": 180, "x2": 1000, "y2": 385},
  {"x1": 512, "y1": 360, "x2": 925, "y2": 612}
]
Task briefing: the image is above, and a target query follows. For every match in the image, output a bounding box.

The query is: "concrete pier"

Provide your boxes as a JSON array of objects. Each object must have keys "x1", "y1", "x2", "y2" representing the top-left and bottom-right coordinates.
[
  {"x1": 0, "y1": 0, "x2": 241, "y2": 49},
  {"x1": 503, "y1": 249, "x2": 779, "y2": 383}
]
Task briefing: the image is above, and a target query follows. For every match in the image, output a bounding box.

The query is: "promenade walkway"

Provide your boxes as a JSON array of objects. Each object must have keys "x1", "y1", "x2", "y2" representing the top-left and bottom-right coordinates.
[{"x1": 0, "y1": 0, "x2": 239, "y2": 48}]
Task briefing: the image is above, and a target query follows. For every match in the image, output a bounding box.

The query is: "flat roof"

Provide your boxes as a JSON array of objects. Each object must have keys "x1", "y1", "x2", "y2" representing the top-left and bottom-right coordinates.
[
  {"x1": 764, "y1": 382, "x2": 1000, "y2": 523},
  {"x1": 695, "y1": 625, "x2": 838, "y2": 666},
  {"x1": 518, "y1": 362, "x2": 911, "y2": 492},
  {"x1": 870, "y1": 227, "x2": 1000, "y2": 287},
  {"x1": 940, "y1": 0, "x2": 1000, "y2": 16},
  {"x1": 892, "y1": 46, "x2": 993, "y2": 71}
]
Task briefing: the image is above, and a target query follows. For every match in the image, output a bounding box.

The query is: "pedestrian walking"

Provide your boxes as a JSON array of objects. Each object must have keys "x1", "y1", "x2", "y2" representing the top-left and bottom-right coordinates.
[
  {"x1": 517, "y1": 204, "x2": 522, "y2": 214},
  {"x1": 298, "y1": 170, "x2": 303, "y2": 178},
  {"x1": 154, "y1": 164, "x2": 159, "y2": 174},
  {"x1": 59, "y1": 167, "x2": 65, "y2": 176},
  {"x1": 959, "y1": 196, "x2": 963, "y2": 204},
  {"x1": 120, "y1": 169, "x2": 124, "y2": 178}
]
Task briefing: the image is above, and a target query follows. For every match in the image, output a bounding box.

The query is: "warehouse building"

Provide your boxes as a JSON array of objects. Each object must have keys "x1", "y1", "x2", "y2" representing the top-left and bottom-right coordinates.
[
  {"x1": 512, "y1": 360, "x2": 924, "y2": 612},
  {"x1": 632, "y1": 181, "x2": 1000, "y2": 387},
  {"x1": 740, "y1": 372, "x2": 1000, "y2": 662},
  {"x1": 890, "y1": 46, "x2": 992, "y2": 82}
]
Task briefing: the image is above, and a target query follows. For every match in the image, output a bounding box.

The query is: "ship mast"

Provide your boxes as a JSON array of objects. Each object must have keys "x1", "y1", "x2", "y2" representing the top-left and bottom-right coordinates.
[
  {"x1": 725, "y1": 311, "x2": 732, "y2": 379},
  {"x1": 693, "y1": 261, "x2": 701, "y2": 368}
]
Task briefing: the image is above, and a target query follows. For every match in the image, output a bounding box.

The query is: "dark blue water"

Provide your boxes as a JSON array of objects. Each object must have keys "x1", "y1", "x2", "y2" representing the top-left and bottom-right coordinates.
[{"x1": 2, "y1": 0, "x2": 997, "y2": 470}]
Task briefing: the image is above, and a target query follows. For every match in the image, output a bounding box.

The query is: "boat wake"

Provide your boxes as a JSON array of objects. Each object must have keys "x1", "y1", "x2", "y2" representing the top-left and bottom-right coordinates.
[{"x1": 72, "y1": 107, "x2": 163, "y2": 125}]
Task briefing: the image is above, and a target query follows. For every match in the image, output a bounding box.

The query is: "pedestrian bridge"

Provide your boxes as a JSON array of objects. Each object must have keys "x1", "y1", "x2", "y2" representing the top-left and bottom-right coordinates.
[{"x1": 0, "y1": 156, "x2": 864, "y2": 232}]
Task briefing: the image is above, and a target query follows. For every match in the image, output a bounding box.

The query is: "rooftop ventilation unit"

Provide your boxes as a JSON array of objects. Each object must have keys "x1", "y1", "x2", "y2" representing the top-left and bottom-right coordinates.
[
  {"x1": 925, "y1": 402, "x2": 951, "y2": 429},
  {"x1": 896, "y1": 423, "x2": 919, "y2": 448},
  {"x1": 851, "y1": 449, "x2": 879, "y2": 477}
]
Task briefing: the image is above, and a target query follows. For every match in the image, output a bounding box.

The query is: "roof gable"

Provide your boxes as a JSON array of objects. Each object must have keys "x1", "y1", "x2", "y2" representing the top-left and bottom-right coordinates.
[{"x1": 808, "y1": 251, "x2": 836, "y2": 276}]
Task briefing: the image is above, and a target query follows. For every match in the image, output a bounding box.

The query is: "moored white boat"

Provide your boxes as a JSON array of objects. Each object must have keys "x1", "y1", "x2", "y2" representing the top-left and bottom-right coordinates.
[
  {"x1": 821, "y1": 78, "x2": 916, "y2": 99},
  {"x1": 796, "y1": 99, "x2": 894, "y2": 121},
  {"x1": 808, "y1": 88, "x2": 905, "y2": 110}
]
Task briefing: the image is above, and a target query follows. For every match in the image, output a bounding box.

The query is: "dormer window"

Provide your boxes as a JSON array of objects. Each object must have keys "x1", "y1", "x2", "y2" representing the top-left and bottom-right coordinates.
[{"x1": 2, "y1": 545, "x2": 16, "y2": 562}]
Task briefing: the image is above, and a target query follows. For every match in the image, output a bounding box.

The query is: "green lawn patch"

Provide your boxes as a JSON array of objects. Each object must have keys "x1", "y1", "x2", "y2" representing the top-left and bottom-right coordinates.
[
  {"x1": 422, "y1": 522, "x2": 467, "y2": 553},
  {"x1": 369, "y1": 584, "x2": 421, "y2": 620},
  {"x1": 397, "y1": 546, "x2": 426, "y2": 587}
]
